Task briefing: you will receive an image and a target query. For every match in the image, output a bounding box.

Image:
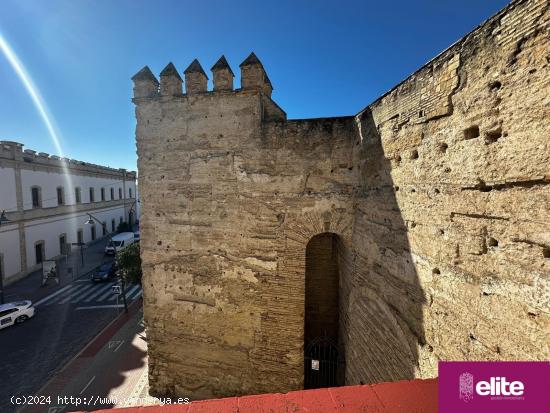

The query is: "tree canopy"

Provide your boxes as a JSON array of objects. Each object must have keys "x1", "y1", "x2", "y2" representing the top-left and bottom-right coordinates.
[{"x1": 116, "y1": 242, "x2": 142, "y2": 285}]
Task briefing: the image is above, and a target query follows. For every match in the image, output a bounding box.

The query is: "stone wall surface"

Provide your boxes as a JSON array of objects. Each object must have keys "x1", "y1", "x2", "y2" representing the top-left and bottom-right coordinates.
[{"x1": 133, "y1": 0, "x2": 549, "y2": 400}]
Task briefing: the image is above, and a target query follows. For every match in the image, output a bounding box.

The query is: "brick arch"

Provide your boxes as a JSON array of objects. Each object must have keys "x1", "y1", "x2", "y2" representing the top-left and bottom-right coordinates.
[
  {"x1": 280, "y1": 207, "x2": 354, "y2": 248},
  {"x1": 277, "y1": 207, "x2": 354, "y2": 303},
  {"x1": 270, "y1": 206, "x2": 354, "y2": 388},
  {"x1": 277, "y1": 206, "x2": 420, "y2": 388}
]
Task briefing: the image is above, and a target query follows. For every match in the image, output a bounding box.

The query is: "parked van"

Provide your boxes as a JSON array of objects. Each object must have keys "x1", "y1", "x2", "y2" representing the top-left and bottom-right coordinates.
[{"x1": 105, "y1": 232, "x2": 135, "y2": 255}]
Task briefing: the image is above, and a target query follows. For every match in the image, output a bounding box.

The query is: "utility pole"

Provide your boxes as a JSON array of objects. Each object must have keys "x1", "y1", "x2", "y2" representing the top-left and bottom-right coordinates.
[
  {"x1": 71, "y1": 241, "x2": 86, "y2": 279},
  {"x1": 120, "y1": 272, "x2": 128, "y2": 313}
]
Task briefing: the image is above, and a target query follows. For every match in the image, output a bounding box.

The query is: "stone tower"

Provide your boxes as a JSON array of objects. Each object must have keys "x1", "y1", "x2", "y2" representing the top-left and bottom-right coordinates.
[{"x1": 134, "y1": 0, "x2": 550, "y2": 401}]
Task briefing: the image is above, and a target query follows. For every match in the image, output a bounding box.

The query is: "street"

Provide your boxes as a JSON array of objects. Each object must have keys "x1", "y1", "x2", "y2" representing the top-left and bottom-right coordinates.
[
  {"x1": 0, "y1": 237, "x2": 143, "y2": 413},
  {"x1": 19, "y1": 299, "x2": 149, "y2": 413}
]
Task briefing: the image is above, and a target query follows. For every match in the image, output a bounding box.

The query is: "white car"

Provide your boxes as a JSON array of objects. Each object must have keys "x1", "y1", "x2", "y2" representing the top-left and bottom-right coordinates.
[
  {"x1": 0, "y1": 301, "x2": 35, "y2": 330},
  {"x1": 105, "y1": 232, "x2": 136, "y2": 255}
]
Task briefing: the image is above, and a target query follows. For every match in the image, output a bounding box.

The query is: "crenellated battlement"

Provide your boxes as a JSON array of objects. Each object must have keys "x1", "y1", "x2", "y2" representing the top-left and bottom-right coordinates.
[
  {"x1": 211, "y1": 55, "x2": 234, "y2": 91},
  {"x1": 132, "y1": 52, "x2": 273, "y2": 100},
  {"x1": 159, "y1": 62, "x2": 182, "y2": 96}
]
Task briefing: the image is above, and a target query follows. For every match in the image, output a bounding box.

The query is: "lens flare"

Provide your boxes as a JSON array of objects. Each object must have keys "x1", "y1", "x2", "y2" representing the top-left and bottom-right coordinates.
[
  {"x1": 0, "y1": 32, "x2": 78, "y2": 366},
  {"x1": 0, "y1": 35, "x2": 66, "y2": 154},
  {"x1": 0, "y1": 33, "x2": 74, "y2": 203}
]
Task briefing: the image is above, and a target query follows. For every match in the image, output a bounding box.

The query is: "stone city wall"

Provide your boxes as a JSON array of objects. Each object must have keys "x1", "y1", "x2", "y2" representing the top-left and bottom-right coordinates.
[{"x1": 133, "y1": 0, "x2": 549, "y2": 399}]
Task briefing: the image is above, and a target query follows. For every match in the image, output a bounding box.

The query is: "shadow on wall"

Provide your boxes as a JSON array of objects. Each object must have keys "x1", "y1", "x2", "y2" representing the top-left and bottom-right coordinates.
[{"x1": 341, "y1": 108, "x2": 427, "y2": 384}]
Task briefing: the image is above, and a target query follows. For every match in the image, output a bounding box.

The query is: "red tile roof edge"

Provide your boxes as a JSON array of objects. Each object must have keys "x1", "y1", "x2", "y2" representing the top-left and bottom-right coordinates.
[{"x1": 75, "y1": 378, "x2": 438, "y2": 413}]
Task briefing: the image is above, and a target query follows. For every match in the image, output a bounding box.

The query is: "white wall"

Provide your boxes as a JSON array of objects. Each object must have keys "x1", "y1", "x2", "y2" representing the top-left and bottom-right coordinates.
[
  {"x1": 20, "y1": 169, "x2": 136, "y2": 210},
  {"x1": 23, "y1": 205, "x2": 127, "y2": 270},
  {"x1": 0, "y1": 225, "x2": 21, "y2": 280},
  {"x1": 0, "y1": 166, "x2": 17, "y2": 212},
  {"x1": 0, "y1": 164, "x2": 137, "y2": 281}
]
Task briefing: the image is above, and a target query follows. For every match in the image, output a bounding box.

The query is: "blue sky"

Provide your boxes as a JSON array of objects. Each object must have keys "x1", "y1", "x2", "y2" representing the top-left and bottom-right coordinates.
[{"x1": 0, "y1": 0, "x2": 509, "y2": 172}]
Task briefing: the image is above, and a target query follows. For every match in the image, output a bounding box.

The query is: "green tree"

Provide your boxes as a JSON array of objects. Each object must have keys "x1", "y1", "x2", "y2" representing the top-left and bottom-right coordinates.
[
  {"x1": 116, "y1": 222, "x2": 132, "y2": 233},
  {"x1": 116, "y1": 242, "x2": 142, "y2": 285}
]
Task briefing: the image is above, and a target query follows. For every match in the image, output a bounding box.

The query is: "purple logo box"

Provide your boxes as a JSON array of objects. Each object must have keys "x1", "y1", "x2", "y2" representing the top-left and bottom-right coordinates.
[{"x1": 439, "y1": 361, "x2": 550, "y2": 413}]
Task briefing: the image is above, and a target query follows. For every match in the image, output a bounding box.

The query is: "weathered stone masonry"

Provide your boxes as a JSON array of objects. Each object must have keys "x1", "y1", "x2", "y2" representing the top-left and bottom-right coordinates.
[{"x1": 133, "y1": 0, "x2": 549, "y2": 399}]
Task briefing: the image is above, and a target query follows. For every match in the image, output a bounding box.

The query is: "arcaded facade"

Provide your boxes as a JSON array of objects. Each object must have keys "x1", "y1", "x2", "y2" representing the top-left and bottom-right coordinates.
[{"x1": 133, "y1": 0, "x2": 549, "y2": 399}]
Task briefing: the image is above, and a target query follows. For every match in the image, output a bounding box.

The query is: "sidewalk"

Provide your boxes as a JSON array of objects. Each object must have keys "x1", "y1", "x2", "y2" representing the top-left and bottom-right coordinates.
[
  {"x1": 19, "y1": 297, "x2": 149, "y2": 413},
  {"x1": 4, "y1": 237, "x2": 113, "y2": 305}
]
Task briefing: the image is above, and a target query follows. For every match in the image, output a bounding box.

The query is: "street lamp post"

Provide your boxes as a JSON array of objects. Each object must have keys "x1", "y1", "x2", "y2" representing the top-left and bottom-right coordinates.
[{"x1": 84, "y1": 213, "x2": 127, "y2": 313}]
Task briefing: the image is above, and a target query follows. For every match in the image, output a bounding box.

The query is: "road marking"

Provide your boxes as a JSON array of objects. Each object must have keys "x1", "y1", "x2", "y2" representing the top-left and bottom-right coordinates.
[
  {"x1": 75, "y1": 304, "x2": 125, "y2": 310},
  {"x1": 71, "y1": 283, "x2": 109, "y2": 303},
  {"x1": 35, "y1": 283, "x2": 140, "y2": 308},
  {"x1": 97, "y1": 285, "x2": 118, "y2": 301},
  {"x1": 42, "y1": 284, "x2": 82, "y2": 306},
  {"x1": 124, "y1": 284, "x2": 140, "y2": 299},
  {"x1": 108, "y1": 340, "x2": 122, "y2": 349},
  {"x1": 64, "y1": 284, "x2": 97, "y2": 304},
  {"x1": 57, "y1": 284, "x2": 96, "y2": 304},
  {"x1": 47, "y1": 407, "x2": 66, "y2": 413},
  {"x1": 34, "y1": 284, "x2": 73, "y2": 306},
  {"x1": 79, "y1": 375, "x2": 95, "y2": 395},
  {"x1": 83, "y1": 282, "x2": 114, "y2": 302},
  {"x1": 114, "y1": 340, "x2": 125, "y2": 352}
]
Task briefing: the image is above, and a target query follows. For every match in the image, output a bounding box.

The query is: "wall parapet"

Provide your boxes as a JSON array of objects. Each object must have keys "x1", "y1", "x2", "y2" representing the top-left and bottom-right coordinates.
[
  {"x1": 0, "y1": 140, "x2": 136, "y2": 179},
  {"x1": 132, "y1": 52, "x2": 275, "y2": 100},
  {"x1": 358, "y1": 0, "x2": 547, "y2": 126}
]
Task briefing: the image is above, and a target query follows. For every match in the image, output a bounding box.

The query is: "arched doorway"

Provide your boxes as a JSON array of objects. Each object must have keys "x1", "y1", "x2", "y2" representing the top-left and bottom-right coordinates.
[{"x1": 304, "y1": 232, "x2": 343, "y2": 389}]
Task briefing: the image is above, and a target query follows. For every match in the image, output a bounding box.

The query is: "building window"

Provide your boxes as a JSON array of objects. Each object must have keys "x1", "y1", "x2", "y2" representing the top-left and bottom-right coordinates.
[
  {"x1": 57, "y1": 187, "x2": 65, "y2": 205},
  {"x1": 75, "y1": 187, "x2": 82, "y2": 204},
  {"x1": 77, "y1": 229, "x2": 83, "y2": 244},
  {"x1": 59, "y1": 234, "x2": 66, "y2": 255},
  {"x1": 129, "y1": 188, "x2": 133, "y2": 198},
  {"x1": 101, "y1": 188, "x2": 105, "y2": 201},
  {"x1": 31, "y1": 186, "x2": 42, "y2": 208},
  {"x1": 90, "y1": 225, "x2": 96, "y2": 241},
  {"x1": 110, "y1": 188, "x2": 114, "y2": 200},
  {"x1": 35, "y1": 242, "x2": 44, "y2": 264},
  {"x1": 111, "y1": 219, "x2": 116, "y2": 232},
  {"x1": 118, "y1": 188, "x2": 122, "y2": 200},
  {"x1": 89, "y1": 187, "x2": 95, "y2": 203},
  {"x1": 102, "y1": 222, "x2": 107, "y2": 236}
]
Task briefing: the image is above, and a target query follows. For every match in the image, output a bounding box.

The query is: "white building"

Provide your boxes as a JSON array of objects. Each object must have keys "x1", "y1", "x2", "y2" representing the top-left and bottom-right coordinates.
[{"x1": 0, "y1": 141, "x2": 138, "y2": 285}]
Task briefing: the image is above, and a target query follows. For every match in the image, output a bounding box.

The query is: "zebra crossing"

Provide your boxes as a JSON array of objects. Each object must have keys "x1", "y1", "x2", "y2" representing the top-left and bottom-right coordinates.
[{"x1": 35, "y1": 281, "x2": 142, "y2": 307}]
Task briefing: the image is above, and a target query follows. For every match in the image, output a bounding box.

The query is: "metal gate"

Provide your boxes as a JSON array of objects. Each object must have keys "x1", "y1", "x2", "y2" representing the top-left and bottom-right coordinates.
[{"x1": 304, "y1": 336, "x2": 341, "y2": 389}]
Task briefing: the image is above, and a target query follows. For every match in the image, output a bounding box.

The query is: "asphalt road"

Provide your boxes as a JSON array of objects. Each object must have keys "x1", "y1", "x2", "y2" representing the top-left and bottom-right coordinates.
[
  {"x1": 0, "y1": 277, "x2": 142, "y2": 413},
  {"x1": 45, "y1": 305, "x2": 149, "y2": 412}
]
